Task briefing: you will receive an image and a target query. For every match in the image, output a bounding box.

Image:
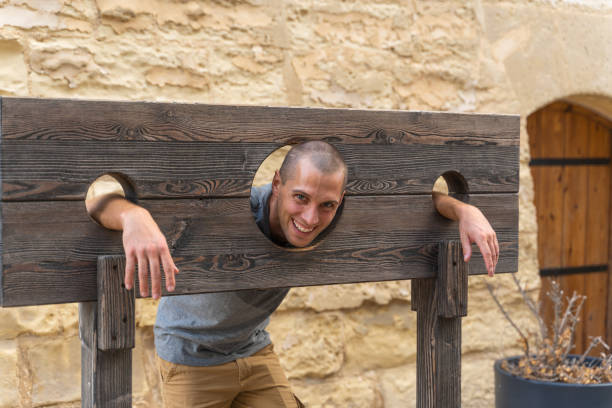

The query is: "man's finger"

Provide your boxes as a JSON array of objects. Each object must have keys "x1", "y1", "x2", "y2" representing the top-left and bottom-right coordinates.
[
  {"x1": 474, "y1": 236, "x2": 491, "y2": 274},
  {"x1": 481, "y1": 241, "x2": 494, "y2": 277},
  {"x1": 460, "y1": 231, "x2": 472, "y2": 262},
  {"x1": 493, "y1": 236, "x2": 500, "y2": 265},
  {"x1": 161, "y1": 247, "x2": 177, "y2": 292},
  {"x1": 149, "y1": 251, "x2": 162, "y2": 300},
  {"x1": 137, "y1": 252, "x2": 149, "y2": 297},
  {"x1": 125, "y1": 253, "x2": 136, "y2": 290}
]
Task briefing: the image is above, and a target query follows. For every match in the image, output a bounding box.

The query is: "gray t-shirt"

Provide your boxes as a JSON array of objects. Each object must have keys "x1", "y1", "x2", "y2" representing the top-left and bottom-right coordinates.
[{"x1": 154, "y1": 183, "x2": 290, "y2": 366}]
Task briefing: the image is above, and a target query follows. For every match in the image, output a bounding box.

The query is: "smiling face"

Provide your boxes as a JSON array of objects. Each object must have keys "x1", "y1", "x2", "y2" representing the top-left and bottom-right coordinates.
[{"x1": 269, "y1": 157, "x2": 345, "y2": 247}]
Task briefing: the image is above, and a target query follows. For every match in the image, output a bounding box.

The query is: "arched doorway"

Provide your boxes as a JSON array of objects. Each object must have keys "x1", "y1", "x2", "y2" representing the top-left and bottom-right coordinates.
[{"x1": 528, "y1": 99, "x2": 612, "y2": 354}]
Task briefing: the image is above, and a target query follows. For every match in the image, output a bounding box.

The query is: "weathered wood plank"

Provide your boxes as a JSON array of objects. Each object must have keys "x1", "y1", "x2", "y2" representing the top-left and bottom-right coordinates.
[
  {"x1": 80, "y1": 302, "x2": 96, "y2": 407},
  {"x1": 437, "y1": 241, "x2": 468, "y2": 318},
  {"x1": 415, "y1": 278, "x2": 436, "y2": 408},
  {"x1": 79, "y1": 301, "x2": 132, "y2": 408},
  {"x1": 1, "y1": 194, "x2": 517, "y2": 306},
  {"x1": 584, "y1": 119, "x2": 610, "y2": 353},
  {"x1": 0, "y1": 97, "x2": 519, "y2": 201},
  {"x1": 609, "y1": 138, "x2": 612, "y2": 344},
  {"x1": 2, "y1": 97, "x2": 519, "y2": 145},
  {"x1": 531, "y1": 106, "x2": 567, "y2": 333},
  {"x1": 97, "y1": 256, "x2": 135, "y2": 351},
  {"x1": 414, "y1": 241, "x2": 465, "y2": 408},
  {"x1": 0, "y1": 140, "x2": 518, "y2": 200},
  {"x1": 561, "y1": 111, "x2": 589, "y2": 353}
]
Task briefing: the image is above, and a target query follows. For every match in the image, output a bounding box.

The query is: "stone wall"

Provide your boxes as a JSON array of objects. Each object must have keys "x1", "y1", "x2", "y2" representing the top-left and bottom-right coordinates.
[{"x1": 0, "y1": 0, "x2": 611, "y2": 407}]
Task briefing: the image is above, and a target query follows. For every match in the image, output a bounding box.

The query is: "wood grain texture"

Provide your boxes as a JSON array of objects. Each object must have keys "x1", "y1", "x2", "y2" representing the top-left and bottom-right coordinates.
[
  {"x1": 530, "y1": 102, "x2": 612, "y2": 355},
  {"x1": 97, "y1": 256, "x2": 135, "y2": 351},
  {"x1": 0, "y1": 97, "x2": 519, "y2": 307},
  {"x1": 562, "y1": 111, "x2": 589, "y2": 353},
  {"x1": 584, "y1": 120, "x2": 610, "y2": 353},
  {"x1": 79, "y1": 302, "x2": 96, "y2": 408},
  {"x1": 609, "y1": 127, "x2": 612, "y2": 345},
  {"x1": 0, "y1": 97, "x2": 519, "y2": 201},
  {"x1": 530, "y1": 106, "x2": 567, "y2": 338},
  {"x1": 413, "y1": 242, "x2": 465, "y2": 407},
  {"x1": 0, "y1": 140, "x2": 518, "y2": 200},
  {"x1": 1, "y1": 194, "x2": 518, "y2": 306},
  {"x1": 609, "y1": 126, "x2": 612, "y2": 346},
  {"x1": 414, "y1": 245, "x2": 465, "y2": 408},
  {"x1": 80, "y1": 301, "x2": 132, "y2": 408},
  {"x1": 2, "y1": 97, "x2": 519, "y2": 145},
  {"x1": 437, "y1": 241, "x2": 468, "y2": 318},
  {"x1": 415, "y1": 278, "x2": 436, "y2": 408}
]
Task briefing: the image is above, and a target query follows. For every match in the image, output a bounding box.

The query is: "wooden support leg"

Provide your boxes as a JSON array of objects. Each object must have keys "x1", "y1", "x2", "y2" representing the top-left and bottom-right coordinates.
[
  {"x1": 411, "y1": 241, "x2": 468, "y2": 408},
  {"x1": 79, "y1": 256, "x2": 134, "y2": 408}
]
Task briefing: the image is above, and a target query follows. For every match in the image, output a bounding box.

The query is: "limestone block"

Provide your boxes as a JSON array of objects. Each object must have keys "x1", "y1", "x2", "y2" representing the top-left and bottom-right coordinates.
[
  {"x1": 0, "y1": 309, "x2": 20, "y2": 339},
  {"x1": 379, "y1": 363, "x2": 417, "y2": 408},
  {"x1": 403, "y1": 75, "x2": 463, "y2": 110},
  {"x1": 29, "y1": 46, "x2": 104, "y2": 88},
  {"x1": 0, "y1": 340, "x2": 19, "y2": 408},
  {"x1": 343, "y1": 303, "x2": 417, "y2": 371},
  {"x1": 26, "y1": 335, "x2": 81, "y2": 406},
  {"x1": 3, "y1": 0, "x2": 93, "y2": 32},
  {"x1": 97, "y1": 0, "x2": 191, "y2": 26},
  {"x1": 291, "y1": 373, "x2": 383, "y2": 408},
  {"x1": 0, "y1": 5, "x2": 60, "y2": 29},
  {"x1": 0, "y1": 304, "x2": 78, "y2": 339},
  {"x1": 231, "y1": 56, "x2": 268, "y2": 74},
  {"x1": 0, "y1": 39, "x2": 27, "y2": 95},
  {"x1": 461, "y1": 352, "x2": 504, "y2": 408},
  {"x1": 208, "y1": 71, "x2": 287, "y2": 105},
  {"x1": 268, "y1": 310, "x2": 345, "y2": 379},
  {"x1": 463, "y1": 274, "x2": 538, "y2": 355},
  {"x1": 483, "y1": 4, "x2": 612, "y2": 113},
  {"x1": 518, "y1": 231, "x2": 539, "y2": 285},
  {"x1": 60, "y1": 0, "x2": 99, "y2": 20},
  {"x1": 279, "y1": 281, "x2": 411, "y2": 312},
  {"x1": 291, "y1": 52, "x2": 330, "y2": 82},
  {"x1": 97, "y1": 0, "x2": 272, "y2": 31},
  {"x1": 314, "y1": 11, "x2": 394, "y2": 49},
  {"x1": 135, "y1": 298, "x2": 159, "y2": 327},
  {"x1": 146, "y1": 66, "x2": 209, "y2": 89},
  {"x1": 133, "y1": 327, "x2": 163, "y2": 407}
]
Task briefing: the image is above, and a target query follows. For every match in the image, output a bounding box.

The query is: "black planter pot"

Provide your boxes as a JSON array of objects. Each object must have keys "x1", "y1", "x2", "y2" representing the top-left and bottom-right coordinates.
[{"x1": 495, "y1": 355, "x2": 612, "y2": 408}]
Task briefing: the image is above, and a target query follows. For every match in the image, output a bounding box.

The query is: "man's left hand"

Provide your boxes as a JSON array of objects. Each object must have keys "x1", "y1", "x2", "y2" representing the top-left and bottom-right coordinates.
[{"x1": 457, "y1": 204, "x2": 499, "y2": 276}]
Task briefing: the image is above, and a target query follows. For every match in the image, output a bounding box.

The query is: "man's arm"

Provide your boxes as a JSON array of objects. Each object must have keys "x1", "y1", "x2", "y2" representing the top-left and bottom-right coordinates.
[
  {"x1": 432, "y1": 191, "x2": 499, "y2": 276},
  {"x1": 86, "y1": 194, "x2": 179, "y2": 299}
]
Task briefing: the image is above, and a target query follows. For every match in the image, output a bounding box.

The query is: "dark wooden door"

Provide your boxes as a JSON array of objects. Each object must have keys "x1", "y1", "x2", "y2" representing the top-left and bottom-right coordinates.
[{"x1": 528, "y1": 101, "x2": 612, "y2": 354}]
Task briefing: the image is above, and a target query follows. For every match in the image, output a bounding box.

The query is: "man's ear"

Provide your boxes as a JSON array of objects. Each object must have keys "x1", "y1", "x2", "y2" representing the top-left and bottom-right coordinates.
[{"x1": 272, "y1": 170, "x2": 281, "y2": 195}]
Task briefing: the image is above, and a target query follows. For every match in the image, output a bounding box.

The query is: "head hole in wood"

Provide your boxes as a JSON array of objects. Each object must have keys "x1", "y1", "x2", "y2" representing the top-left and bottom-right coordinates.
[{"x1": 251, "y1": 143, "x2": 346, "y2": 251}]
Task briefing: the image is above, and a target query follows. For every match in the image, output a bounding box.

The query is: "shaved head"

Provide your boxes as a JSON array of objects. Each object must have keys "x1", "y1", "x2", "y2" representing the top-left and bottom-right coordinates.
[{"x1": 279, "y1": 141, "x2": 348, "y2": 190}]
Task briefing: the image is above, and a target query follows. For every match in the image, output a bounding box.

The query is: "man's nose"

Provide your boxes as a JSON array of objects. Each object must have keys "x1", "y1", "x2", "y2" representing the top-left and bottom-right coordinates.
[{"x1": 302, "y1": 204, "x2": 319, "y2": 226}]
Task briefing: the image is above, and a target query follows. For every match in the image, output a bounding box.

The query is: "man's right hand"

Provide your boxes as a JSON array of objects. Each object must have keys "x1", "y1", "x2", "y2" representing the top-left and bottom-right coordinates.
[
  {"x1": 87, "y1": 194, "x2": 179, "y2": 299},
  {"x1": 121, "y1": 206, "x2": 179, "y2": 299}
]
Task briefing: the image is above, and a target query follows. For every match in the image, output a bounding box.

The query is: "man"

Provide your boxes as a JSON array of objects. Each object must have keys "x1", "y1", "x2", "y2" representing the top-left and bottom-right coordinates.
[{"x1": 87, "y1": 141, "x2": 498, "y2": 407}]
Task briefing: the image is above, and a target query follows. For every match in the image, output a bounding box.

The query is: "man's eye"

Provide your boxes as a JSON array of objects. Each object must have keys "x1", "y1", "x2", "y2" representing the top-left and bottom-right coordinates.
[
  {"x1": 295, "y1": 194, "x2": 305, "y2": 201},
  {"x1": 323, "y1": 202, "x2": 335, "y2": 209}
]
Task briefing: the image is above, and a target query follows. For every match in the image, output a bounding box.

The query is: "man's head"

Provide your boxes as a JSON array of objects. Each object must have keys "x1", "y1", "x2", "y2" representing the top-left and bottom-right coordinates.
[{"x1": 268, "y1": 141, "x2": 347, "y2": 248}]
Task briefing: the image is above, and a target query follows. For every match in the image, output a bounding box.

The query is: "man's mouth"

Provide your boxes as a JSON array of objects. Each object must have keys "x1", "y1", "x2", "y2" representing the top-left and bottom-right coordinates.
[{"x1": 292, "y1": 218, "x2": 314, "y2": 233}]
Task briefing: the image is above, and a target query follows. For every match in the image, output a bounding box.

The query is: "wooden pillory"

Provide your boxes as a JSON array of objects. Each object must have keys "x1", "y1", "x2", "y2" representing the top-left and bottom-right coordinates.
[{"x1": 0, "y1": 97, "x2": 519, "y2": 407}]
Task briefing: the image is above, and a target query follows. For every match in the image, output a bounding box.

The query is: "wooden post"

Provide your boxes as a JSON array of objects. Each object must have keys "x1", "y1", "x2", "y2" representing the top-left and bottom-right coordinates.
[
  {"x1": 79, "y1": 256, "x2": 135, "y2": 408},
  {"x1": 412, "y1": 241, "x2": 468, "y2": 408}
]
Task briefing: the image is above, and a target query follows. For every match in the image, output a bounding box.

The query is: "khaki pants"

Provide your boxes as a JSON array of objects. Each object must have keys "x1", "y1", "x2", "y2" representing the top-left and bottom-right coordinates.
[{"x1": 157, "y1": 344, "x2": 303, "y2": 408}]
